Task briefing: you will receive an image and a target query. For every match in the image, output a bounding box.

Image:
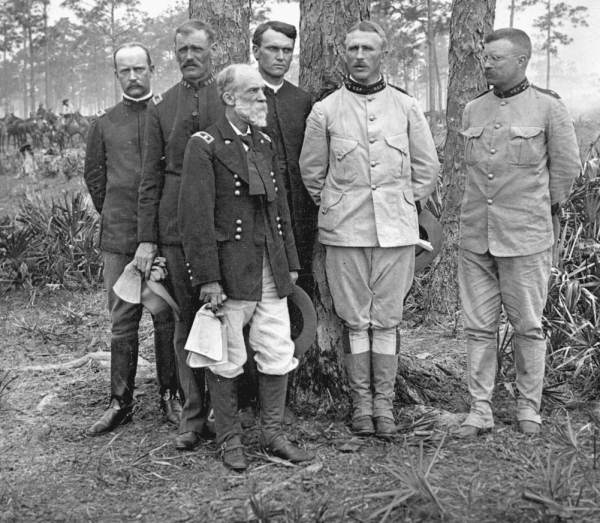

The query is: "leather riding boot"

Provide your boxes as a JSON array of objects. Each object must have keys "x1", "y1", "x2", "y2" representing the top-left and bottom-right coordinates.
[
  {"x1": 258, "y1": 373, "x2": 314, "y2": 463},
  {"x1": 87, "y1": 398, "x2": 133, "y2": 436},
  {"x1": 206, "y1": 371, "x2": 247, "y2": 471},
  {"x1": 152, "y1": 311, "x2": 179, "y2": 398},
  {"x1": 371, "y1": 330, "x2": 399, "y2": 438},
  {"x1": 110, "y1": 335, "x2": 138, "y2": 406},
  {"x1": 343, "y1": 327, "x2": 374, "y2": 435}
]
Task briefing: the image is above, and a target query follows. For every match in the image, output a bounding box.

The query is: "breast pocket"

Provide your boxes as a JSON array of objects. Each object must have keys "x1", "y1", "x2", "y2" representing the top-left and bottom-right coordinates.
[
  {"x1": 509, "y1": 126, "x2": 545, "y2": 166},
  {"x1": 384, "y1": 134, "x2": 408, "y2": 179},
  {"x1": 460, "y1": 127, "x2": 485, "y2": 166},
  {"x1": 330, "y1": 137, "x2": 359, "y2": 183}
]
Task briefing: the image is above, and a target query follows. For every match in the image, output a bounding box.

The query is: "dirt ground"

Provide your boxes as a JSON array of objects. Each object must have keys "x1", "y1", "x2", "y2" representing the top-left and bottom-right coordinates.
[
  {"x1": 1, "y1": 286, "x2": 599, "y2": 523},
  {"x1": 1, "y1": 152, "x2": 600, "y2": 522}
]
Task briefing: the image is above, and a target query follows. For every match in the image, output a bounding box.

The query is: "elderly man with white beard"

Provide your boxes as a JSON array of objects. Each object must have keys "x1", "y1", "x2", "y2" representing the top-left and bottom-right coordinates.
[{"x1": 178, "y1": 64, "x2": 314, "y2": 471}]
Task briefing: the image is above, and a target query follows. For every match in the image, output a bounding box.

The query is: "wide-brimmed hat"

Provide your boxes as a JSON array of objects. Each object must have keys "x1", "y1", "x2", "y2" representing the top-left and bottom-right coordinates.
[
  {"x1": 288, "y1": 284, "x2": 317, "y2": 358},
  {"x1": 113, "y1": 262, "x2": 180, "y2": 319},
  {"x1": 415, "y1": 208, "x2": 443, "y2": 273}
]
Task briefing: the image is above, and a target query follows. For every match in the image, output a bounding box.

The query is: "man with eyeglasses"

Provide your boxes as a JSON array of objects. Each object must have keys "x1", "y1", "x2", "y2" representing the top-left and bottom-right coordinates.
[
  {"x1": 136, "y1": 20, "x2": 224, "y2": 451},
  {"x1": 458, "y1": 28, "x2": 580, "y2": 437}
]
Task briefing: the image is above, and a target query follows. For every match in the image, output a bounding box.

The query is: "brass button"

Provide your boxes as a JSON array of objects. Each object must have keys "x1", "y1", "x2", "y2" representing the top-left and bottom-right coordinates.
[
  {"x1": 234, "y1": 234, "x2": 241, "y2": 240},
  {"x1": 487, "y1": 199, "x2": 493, "y2": 205},
  {"x1": 369, "y1": 115, "x2": 375, "y2": 121},
  {"x1": 500, "y1": 101, "x2": 507, "y2": 106},
  {"x1": 277, "y1": 224, "x2": 282, "y2": 229},
  {"x1": 236, "y1": 219, "x2": 242, "y2": 225},
  {"x1": 234, "y1": 190, "x2": 241, "y2": 196},
  {"x1": 370, "y1": 161, "x2": 377, "y2": 167},
  {"x1": 494, "y1": 123, "x2": 501, "y2": 129},
  {"x1": 278, "y1": 231, "x2": 283, "y2": 236},
  {"x1": 236, "y1": 227, "x2": 242, "y2": 233},
  {"x1": 233, "y1": 174, "x2": 239, "y2": 179},
  {"x1": 490, "y1": 148, "x2": 496, "y2": 154},
  {"x1": 192, "y1": 111, "x2": 198, "y2": 116},
  {"x1": 276, "y1": 216, "x2": 281, "y2": 222},
  {"x1": 488, "y1": 173, "x2": 494, "y2": 180},
  {"x1": 235, "y1": 181, "x2": 241, "y2": 187},
  {"x1": 275, "y1": 187, "x2": 279, "y2": 192},
  {"x1": 371, "y1": 184, "x2": 377, "y2": 190},
  {"x1": 369, "y1": 137, "x2": 376, "y2": 144}
]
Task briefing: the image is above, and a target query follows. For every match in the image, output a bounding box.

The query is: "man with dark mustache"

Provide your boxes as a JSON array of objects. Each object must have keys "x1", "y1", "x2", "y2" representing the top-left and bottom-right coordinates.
[
  {"x1": 136, "y1": 20, "x2": 224, "y2": 451},
  {"x1": 84, "y1": 42, "x2": 181, "y2": 435}
]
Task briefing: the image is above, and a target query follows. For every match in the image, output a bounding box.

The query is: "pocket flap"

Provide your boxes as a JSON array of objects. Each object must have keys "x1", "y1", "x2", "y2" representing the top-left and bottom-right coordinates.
[
  {"x1": 330, "y1": 137, "x2": 358, "y2": 160},
  {"x1": 385, "y1": 134, "x2": 409, "y2": 154},
  {"x1": 510, "y1": 126, "x2": 544, "y2": 139},
  {"x1": 320, "y1": 188, "x2": 344, "y2": 215},
  {"x1": 460, "y1": 127, "x2": 484, "y2": 139}
]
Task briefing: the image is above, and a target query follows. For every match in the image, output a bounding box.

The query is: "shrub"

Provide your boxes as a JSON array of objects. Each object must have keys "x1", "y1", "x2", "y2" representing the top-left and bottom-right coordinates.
[{"x1": 0, "y1": 192, "x2": 102, "y2": 288}]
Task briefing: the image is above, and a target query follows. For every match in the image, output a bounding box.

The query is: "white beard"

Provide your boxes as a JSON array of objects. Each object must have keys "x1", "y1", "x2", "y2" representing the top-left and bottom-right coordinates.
[{"x1": 236, "y1": 100, "x2": 268, "y2": 128}]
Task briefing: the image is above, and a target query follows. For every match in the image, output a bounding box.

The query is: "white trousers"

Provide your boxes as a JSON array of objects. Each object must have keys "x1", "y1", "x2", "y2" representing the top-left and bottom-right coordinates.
[{"x1": 209, "y1": 256, "x2": 298, "y2": 379}]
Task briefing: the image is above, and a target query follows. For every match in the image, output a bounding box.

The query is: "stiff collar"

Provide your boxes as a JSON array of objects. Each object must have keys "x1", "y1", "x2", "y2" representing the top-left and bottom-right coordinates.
[
  {"x1": 180, "y1": 73, "x2": 216, "y2": 90},
  {"x1": 263, "y1": 80, "x2": 284, "y2": 94},
  {"x1": 122, "y1": 92, "x2": 153, "y2": 106},
  {"x1": 344, "y1": 75, "x2": 386, "y2": 95},
  {"x1": 493, "y1": 78, "x2": 529, "y2": 99}
]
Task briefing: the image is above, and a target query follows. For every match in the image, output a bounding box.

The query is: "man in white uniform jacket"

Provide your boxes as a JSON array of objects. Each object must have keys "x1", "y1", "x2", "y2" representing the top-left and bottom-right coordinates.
[{"x1": 299, "y1": 21, "x2": 439, "y2": 438}]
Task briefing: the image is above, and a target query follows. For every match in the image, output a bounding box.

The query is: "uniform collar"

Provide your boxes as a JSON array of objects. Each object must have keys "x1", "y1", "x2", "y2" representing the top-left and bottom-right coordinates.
[
  {"x1": 122, "y1": 92, "x2": 153, "y2": 106},
  {"x1": 180, "y1": 73, "x2": 216, "y2": 90},
  {"x1": 493, "y1": 78, "x2": 529, "y2": 98},
  {"x1": 344, "y1": 75, "x2": 386, "y2": 95}
]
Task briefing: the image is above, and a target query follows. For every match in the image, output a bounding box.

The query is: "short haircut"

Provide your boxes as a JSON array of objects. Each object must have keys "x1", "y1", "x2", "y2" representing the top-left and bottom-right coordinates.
[
  {"x1": 346, "y1": 20, "x2": 388, "y2": 50},
  {"x1": 485, "y1": 28, "x2": 532, "y2": 58},
  {"x1": 252, "y1": 21, "x2": 297, "y2": 47},
  {"x1": 216, "y1": 63, "x2": 255, "y2": 100},
  {"x1": 174, "y1": 19, "x2": 216, "y2": 44},
  {"x1": 113, "y1": 42, "x2": 152, "y2": 69}
]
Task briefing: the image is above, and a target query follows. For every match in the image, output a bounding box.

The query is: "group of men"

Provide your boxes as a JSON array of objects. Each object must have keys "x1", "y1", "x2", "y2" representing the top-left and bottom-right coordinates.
[{"x1": 83, "y1": 16, "x2": 581, "y2": 472}]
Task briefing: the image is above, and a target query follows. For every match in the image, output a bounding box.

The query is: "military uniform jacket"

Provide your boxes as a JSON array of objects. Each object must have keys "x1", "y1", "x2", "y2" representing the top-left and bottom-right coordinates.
[
  {"x1": 137, "y1": 79, "x2": 223, "y2": 246},
  {"x1": 84, "y1": 98, "x2": 148, "y2": 255},
  {"x1": 178, "y1": 117, "x2": 300, "y2": 301},
  {"x1": 460, "y1": 85, "x2": 581, "y2": 256},
  {"x1": 264, "y1": 81, "x2": 316, "y2": 271},
  {"x1": 299, "y1": 85, "x2": 439, "y2": 247}
]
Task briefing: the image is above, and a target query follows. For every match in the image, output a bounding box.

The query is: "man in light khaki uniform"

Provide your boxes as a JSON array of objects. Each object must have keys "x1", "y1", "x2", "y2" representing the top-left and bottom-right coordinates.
[
  {"x1": 458, "y1": 28, "x2": 580, "y2": 437},
  {"x1": 300, "y1": 21, "x2": 439, "y2": 438}
]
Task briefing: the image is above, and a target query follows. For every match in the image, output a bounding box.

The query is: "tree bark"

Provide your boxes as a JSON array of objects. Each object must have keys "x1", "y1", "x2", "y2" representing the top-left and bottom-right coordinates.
[
  {"x1": 295, "y1": 0, "x2": 369, "y2": 397},
  {"x1": 189, "y1": 0, "x2": 251, "y2": 70},
  {"x1": 298, "y1": 0, "x2": 369, "y2": 99},
  {"x1": 424, "y1": 0, "x2": 495, "y2": 316}
]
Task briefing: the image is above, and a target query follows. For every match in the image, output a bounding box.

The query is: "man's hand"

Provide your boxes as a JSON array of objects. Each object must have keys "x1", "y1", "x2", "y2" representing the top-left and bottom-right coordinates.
[
  {"x1": 290, "y1": 271, "x2": 298, "y2": 285},
  {"x1": 134, "y1": 242, "x2": 158, "y2": 280},
  {"x1": 200, "y1": 281, "x2": 227, "y2": 311}
]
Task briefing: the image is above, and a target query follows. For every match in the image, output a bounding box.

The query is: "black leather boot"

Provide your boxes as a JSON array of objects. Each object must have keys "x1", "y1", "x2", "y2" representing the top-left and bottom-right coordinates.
[
  {"x1": 153, "y1": 311, "x2": 181, "y2": 426},
  {"x1": 87, "y1": 336, "x2": 137, "y2": 436},
  {"x1": 258, "y1": 373, "x2": 314, "y2": 463},
  {"x1": 206, "y1": 371, "x2": 247, "y2": 471}
]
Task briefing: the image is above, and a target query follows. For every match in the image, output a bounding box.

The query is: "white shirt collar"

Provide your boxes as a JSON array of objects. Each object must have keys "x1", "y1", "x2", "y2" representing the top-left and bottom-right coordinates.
[
  {"x1": 122, "y1": 91, "x2": 153, "y2": 103},
  {"x1": 264, "y1": 80, "x2": 284, "y2": 93}
]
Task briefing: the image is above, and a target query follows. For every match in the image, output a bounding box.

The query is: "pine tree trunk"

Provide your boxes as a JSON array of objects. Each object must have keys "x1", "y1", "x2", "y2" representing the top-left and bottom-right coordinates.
[
  {"x1": 189, "y1": 0, "x2": 251, "y2": 70},
  {"x1": 295, "y1": 0, "x2": 369, "y2": 398},
  {"x1": 298, "y1": 0, "x2": 369, "y2": 98},
  {"x1": 424, "y1": 0, "x2": 495, "y2": 316}
]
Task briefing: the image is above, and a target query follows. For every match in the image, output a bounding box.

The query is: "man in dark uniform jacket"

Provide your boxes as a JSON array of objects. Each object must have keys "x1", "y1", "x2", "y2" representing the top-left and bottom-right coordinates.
[
  {"x1": 135, "y1": 20, "x2": 224, "y2": 451},
  {"x1": 252, "y1": 21, "x2": 316, "y2": 294},
  {"x1": 84, "y1": 42, "x2": 180, "y2": 435},
  {"x1": 178, "y1": 64, "x2": 314, "y2": 471}
]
